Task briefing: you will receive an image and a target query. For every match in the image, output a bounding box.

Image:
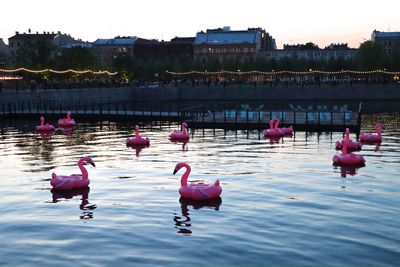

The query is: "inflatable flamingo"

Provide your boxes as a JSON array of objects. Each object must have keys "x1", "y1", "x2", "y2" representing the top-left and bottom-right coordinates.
[
  {"x1": 359, "y1": 123, "x2": 383, "y2": 143},
  {"x1": 281, "y1": 125, "x2": 294, "y2": 135},
  {"x1": 333, "y1": 137, "x2": 365, "y2": 166},
  {"x1": 51, "y1": 156, "x2": 95, "y2": 190},
  {"x1": 36, "y1": 116, "x2": 55, "y2": 132},
  {"x1": 169, "y1": 122, "x2": 190, "y2": 141},
  {"x1": 263, "y1": 119, "x2": 283, "y2": 137},
  {"x1": 58, "y1": 111, "x2": 76, "y2": 128},
  {"x1": 335, "y1": 128, "x2": 362, "y2": 150},
  {"x1": 126, "y1": 125, "x2": 150, "y2": 146},
  {"x1": 274, "y1": 118, "x2": 293, "y2": 135},
  {"x1": 173, "y1": 162, "x2": 222, "y2": 200}
]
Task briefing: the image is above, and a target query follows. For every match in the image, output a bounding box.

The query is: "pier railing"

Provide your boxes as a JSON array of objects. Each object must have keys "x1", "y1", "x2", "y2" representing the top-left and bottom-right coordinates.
[{"x1": 0, "y1": 100, "x2": 360, "y2": 132}]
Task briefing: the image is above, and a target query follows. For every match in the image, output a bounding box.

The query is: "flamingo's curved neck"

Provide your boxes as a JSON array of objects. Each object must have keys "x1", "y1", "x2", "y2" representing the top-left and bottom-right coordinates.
[
  {"x1": 78, "y1": 158, "x2": 89, "y2": 180},
  {"x1": 40, "y1": 117, "x2": 44, "y2": 126},
  {"x1": 342, "y1": 137, "x2": 348, "y2": 154},
  {"x1": 375, "y1": 125, "x2": 381, "y2": 137},
  {"x1": 274, "y1": 118, "x2": 280, "y2": 129},
  {"x1": 345, "y1": 128, "x2": 350, "y2": 141},
  {"x1": 135, "y1": 127, "x2": 140, "y2": 137},
  {"x1": 67, "y1": 112, "x2": 71, "y2": 120},
  {"x1": 180, "y1": 163, "x2": 191, "y2": 187},
  {"x1": 269, "y1": 120, "x2": 274, "y2": 129},
  {"x1": 182, "y1": 124, "x2": 187, "y2": 134}
]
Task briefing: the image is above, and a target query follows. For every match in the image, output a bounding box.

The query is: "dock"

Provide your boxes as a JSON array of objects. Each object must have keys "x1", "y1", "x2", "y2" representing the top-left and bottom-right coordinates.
[{"x1": 0, "y1": 100, "x2": 360, "y2": 132}]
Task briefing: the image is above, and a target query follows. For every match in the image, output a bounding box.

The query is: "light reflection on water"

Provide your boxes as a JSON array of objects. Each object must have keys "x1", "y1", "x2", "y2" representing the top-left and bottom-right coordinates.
[{"x1": 0, "y1": 115, "x2": 399, "y2": 266}]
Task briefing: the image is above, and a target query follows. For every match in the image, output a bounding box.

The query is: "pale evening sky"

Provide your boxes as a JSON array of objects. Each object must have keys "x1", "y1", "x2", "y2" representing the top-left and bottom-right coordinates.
[{"x1": 1, "y1": 0, "x2": 399, "y2": 48}]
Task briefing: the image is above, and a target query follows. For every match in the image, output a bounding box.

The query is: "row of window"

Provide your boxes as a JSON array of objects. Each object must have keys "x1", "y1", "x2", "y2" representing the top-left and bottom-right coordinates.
[
  {"x1": 266, "y1": 51, "x2": 356, "y2": 58},
  {"x1": 383, "y1": 40, "x2": 400, "y2": 46},
  {"x1": 196, "y1": 47, "x2": 255, "y2": 54},
  {"x1": 9, "y1": 42, "x2": 20, "y2": 48},
  {"x1": 96, "y1": 47, "x2": 132, "y2": 53}
]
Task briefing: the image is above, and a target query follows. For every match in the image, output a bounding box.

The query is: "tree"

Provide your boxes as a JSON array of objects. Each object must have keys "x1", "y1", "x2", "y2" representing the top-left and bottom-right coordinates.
[
  {"x1": 15, "y1": 39, "x2": 54, "y2": 68},
  {"x1": 355, "y1": 41, "x2": 388, "y2": 70},
  {"x1": 55, "y1": 46, "x2": 98, "y2": 69}
]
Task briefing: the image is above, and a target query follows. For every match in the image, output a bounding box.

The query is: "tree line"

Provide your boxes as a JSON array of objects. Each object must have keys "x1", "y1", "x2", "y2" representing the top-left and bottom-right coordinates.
[{"x1": 2, "y1": 40, "x2": 400, "y2": 81}]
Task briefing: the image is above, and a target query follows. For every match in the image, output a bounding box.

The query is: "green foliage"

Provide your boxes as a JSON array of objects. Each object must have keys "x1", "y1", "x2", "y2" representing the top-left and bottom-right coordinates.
[
  {"x1": 55, "y1": 47, "x2": 98, "y2": 69},
  {"x1": 15, "y1": 39, "x2": 54, "y2": 67},
  {"x1": 355, "y1": 41, "x2": 387, "y2": 70}
]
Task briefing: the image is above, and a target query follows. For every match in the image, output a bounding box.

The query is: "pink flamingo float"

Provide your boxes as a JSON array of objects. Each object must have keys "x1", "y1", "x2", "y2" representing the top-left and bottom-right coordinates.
[
  {"x1": 173, "y1": 162, "x2": 222, "y2": 200},
  {"x1": 58, "y1": 111, "x2": 76, "y2": 128},
  {"x1": 169, "y1": 122, "x2": 190, "y2": 141},
  {"x1": 126, "y1": 125, "x2": 150, "y2": 146},
  {"x1": 36, "y1": 116, "x2": 55, "y2": 132},
  {"x1": 359, "y1": 123, "x2": 383, "y2": 143},
  {"x1": 274, "y1": 118, "x2": 294, "y2": 135},
  {"x1": 51, "y1": 156, "x2": 95, "y2": 190},
  {"x1": 333, "y1": 136, "x2": 365, "y2": 166},
  {"x1": 335, "y1": 128, "x2": 362, "y2": 150},
  {"x1": 281, "y1": 125, "x2": 294, "y2": 135},
  {"x1": 263, "y1": 118, "x2": 284, "y2": 137}
]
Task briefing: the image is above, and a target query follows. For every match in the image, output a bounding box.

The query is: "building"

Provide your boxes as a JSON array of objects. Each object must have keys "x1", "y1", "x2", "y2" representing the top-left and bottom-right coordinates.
[
  {"x1": 265, "y1": 43, "x2": 357, "y2": 62},
  {"x1": 92, "y1": 37, "x2": 138, "y2": 67},
  {"x1": 0, "y1": 38, "x2": 9, "y2": 66},
  {"x1": 371, "y1": 30, "x2": 400, "y2": 55},
  {"x1": 133, "y1": 37, "x2": 194, "y2": 61},
  {"x1": 8, "y1": 30, "x2": 80, "y2": 66},
  {"x1": 193, "y1": 27, "x2": 276, "y2": 64},
  {"x1": 0, "y1": 38, "x2": 8, "y2": 54}
]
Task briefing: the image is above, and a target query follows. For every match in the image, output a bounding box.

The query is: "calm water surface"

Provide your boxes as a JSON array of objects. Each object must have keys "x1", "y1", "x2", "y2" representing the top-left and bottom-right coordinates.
[{"x1": 0, "y1": 115, "x2": 399, "y2": 266}]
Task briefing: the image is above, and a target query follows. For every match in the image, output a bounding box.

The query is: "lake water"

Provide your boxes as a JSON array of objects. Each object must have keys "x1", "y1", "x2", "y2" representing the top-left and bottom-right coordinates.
[{"x1": 0, "y1": 114, "x2": 399, "y2": 266}]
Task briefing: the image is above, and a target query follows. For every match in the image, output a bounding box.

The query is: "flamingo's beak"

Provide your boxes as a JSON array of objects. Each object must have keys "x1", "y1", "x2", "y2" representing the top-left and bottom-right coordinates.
[
  {"x1": 173, "y1": 167, "x2": 178, "y2": 175},
  {"x1": 90, "y1": 162, "x2": 96, "y2": 167}
]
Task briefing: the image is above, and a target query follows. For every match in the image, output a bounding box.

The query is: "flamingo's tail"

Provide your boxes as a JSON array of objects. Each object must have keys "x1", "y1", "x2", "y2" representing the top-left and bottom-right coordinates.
[
  {"x1": 214, "y1": 179, "x2": 220, "y2": 186},
  {"x1": 335, "y1": 140, "x2": 341, "y2": 149},
  {"x1": 52, "y1": 172, "x2": 57, "y2": 179}
]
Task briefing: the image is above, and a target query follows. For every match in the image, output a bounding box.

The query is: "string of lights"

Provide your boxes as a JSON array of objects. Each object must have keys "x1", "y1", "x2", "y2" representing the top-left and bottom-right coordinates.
[
  {"x1": 166, "y1": 69, "x2": 400, "y2": 75},
  {"x1": 0, "y1": 68, "x2": 118, "y2": 76}
]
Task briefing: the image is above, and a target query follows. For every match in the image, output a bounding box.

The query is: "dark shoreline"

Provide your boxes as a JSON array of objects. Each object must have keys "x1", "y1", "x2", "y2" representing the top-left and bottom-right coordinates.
[{"x1": 0, "y1": 84, "x2": 399, "y2": 114}]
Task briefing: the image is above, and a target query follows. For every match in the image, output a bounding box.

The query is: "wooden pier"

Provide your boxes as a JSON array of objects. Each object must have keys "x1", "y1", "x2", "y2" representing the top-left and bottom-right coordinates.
[{"x1": 0, "y1": 101, "x2": 360, "y2": 132}]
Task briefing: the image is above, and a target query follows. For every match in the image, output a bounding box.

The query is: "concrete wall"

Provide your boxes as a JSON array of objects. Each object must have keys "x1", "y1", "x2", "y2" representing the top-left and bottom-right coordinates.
[
  {"x1": 0, "y1": 87, "x2": 135, "y2": 104},
  {"x1": 1, "y1": 84, "x2": 399, "y2": 106}
]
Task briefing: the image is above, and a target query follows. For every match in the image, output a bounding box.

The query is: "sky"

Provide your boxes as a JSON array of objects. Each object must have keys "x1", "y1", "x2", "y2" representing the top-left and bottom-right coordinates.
[{"x1": 1, "y1": 0, "x2": 399, "y2": 49}]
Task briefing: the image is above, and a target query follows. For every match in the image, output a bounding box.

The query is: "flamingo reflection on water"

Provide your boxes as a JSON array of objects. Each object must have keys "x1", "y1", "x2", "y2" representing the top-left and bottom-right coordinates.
[
  {"x1": 174, "y1": 197, "x2": 222, "y2": 235},
  {"x1": 51, "y1": 187, "x2": 96, "y2": 219}
]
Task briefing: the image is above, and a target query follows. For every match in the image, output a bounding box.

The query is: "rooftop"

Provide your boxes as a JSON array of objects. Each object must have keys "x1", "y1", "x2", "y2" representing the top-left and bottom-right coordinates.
[
  {"x1": 194, "y1": 27, "x2": 259, "y2": 45},
  {"x1": 93, "y1": 37, "x2": 138, "y2": 46},
  {"x1": 372, "y1": 30, "x2": 400, "y2": 39}
]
